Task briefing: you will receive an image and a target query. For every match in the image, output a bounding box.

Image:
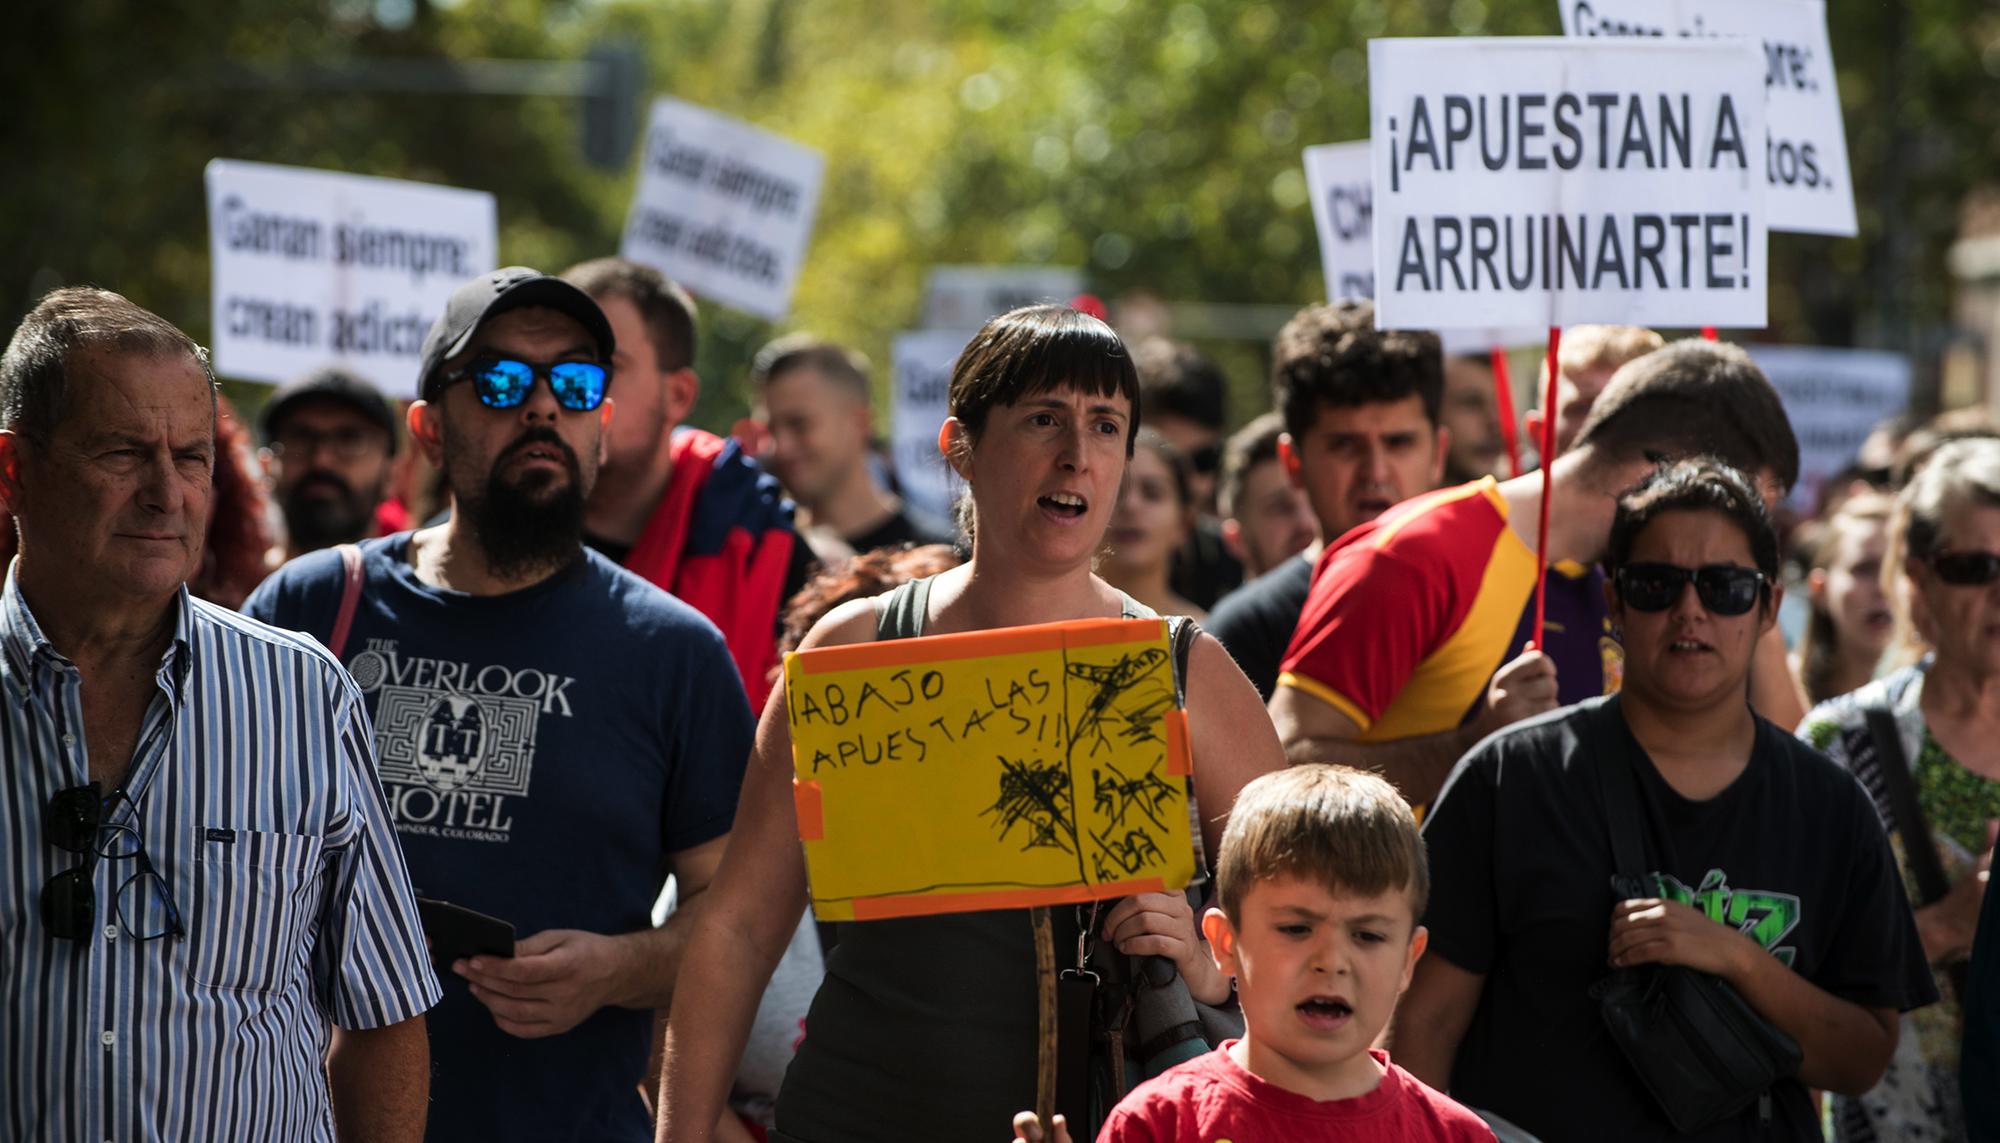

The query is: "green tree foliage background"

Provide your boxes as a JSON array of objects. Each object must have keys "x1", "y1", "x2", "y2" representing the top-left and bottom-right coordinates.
[{"x1": 7, "y1": 0, "x2": 1997, "y2": 426}]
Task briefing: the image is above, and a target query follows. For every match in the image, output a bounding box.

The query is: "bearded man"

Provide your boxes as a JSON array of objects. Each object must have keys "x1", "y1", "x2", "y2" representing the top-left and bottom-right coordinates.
[{"x1": 244, "y1": 268, "x2": 754, "y2": 1143}]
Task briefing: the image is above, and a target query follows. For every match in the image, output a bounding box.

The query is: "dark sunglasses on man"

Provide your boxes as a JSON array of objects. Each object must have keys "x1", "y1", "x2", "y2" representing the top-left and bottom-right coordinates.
[
  {"x1": 1187, "y1": 442, "x2": 1222, "y2": 477},
  {"x1": 438, "y1": 355, "x2": 611, "y2": 413},
  {"x1": 1614, "y1": 562, "x2": 1769, "y2": 617},
  {"x1": 42, "y1": 783, "x2": 183, "y2": 943},
  {"x1": 1931, "y1": 550, "x2": 2000, "y2": 587}
]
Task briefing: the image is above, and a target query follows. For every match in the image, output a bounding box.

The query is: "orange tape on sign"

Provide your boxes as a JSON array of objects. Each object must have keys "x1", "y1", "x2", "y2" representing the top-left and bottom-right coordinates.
[
  {"x1": 791, "y1": 623, "x2": 1069, "y2": 674},
  {"x1": 1164, "y1": 709, "x2": 1192, "y2": 776},
  {"x1": 793, "y1": 779, "x2": 825, "y2": 841},
  {"x1": 1064, "y1": 617, "x2": 1169, "y2": 650}
]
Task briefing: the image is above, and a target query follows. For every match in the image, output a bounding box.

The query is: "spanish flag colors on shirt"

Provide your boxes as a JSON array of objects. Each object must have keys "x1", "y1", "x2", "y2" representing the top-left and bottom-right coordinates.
[{"x1": 1279, "y1": 477, "x2": 1538, "y2": 743}]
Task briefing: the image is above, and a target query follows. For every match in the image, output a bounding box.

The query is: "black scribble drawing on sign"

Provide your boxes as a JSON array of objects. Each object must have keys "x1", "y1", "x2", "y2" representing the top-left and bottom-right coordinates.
[
  {"x1": 1090, "y1": 827, "x2": 1166, "y2": 878},
  {"x1": 1093, "y1": 760, "x2": 1179, "y2": 832},
  {"x1": 1066, "y1": 649, "x2": 1172, "y2": 759},
  {"x1": 983, "y1": 756, "x2": 1077, "y2": 854}
]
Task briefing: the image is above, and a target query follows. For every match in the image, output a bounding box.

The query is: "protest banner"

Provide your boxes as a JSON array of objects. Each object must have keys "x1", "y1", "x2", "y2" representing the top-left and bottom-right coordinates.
[
  {"x1": 620, "y1": 97, "x2": 824, "y2": 320},
  {"x1": 1304, "y1": 141, "x2": 1376, "y2": 303},
  {"x1": 1746, "y1": 345, "x2": 1909, "y2": 509},
  {"x1": 785, "y1": 618, "x2": 1195, "y2": 922},
  {"x1": 890, "y1": 330, "x2": 968, "y2": 522},
  {"x1": 1369, "y1": 37, "x2": 1768, "y2": 331},
  {"x1": 922, "y1": 265, "x2": 1085, "y2": 331},
  {"x1": 205, "y1": 160, "x2": 496, "y2": 397},
  {"x1": 1300, "y1": 145, "x2": 1607, "y2": 351},
  {"x1": 1561, "y1": 0, "x2": 1856, "y2": 237}
]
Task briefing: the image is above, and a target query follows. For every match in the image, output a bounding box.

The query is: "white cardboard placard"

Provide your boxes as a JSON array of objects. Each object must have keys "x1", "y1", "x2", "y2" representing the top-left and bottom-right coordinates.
[
  {"x1": 1746, "y1": 345, "x2": 1909, "y2": 509},
  {"x1": 1369, "y1": 37, "x2": 1768, "y2": 332},
  {"x1": 1304, "y1": 141, "x2": 1377, "y2": 303},
  {"x1": 890, "y1": 331, "x2": 970, "y2": 521},
  {"x1": 1560, "y1": 0, "x2": 1855, "y2": 237},
  {"x1": 621, "y1": 98, "x2": 824, "y2": 320},
  {"x1": 1301, "y1": 143, "x2": 1568, "y2": 352},
  {"x1": 205, "y1": 160, "x2": 497, "y2": 398},
  {"x1": 922, "y1": 266, "x2": 1085, "y2": 332}
]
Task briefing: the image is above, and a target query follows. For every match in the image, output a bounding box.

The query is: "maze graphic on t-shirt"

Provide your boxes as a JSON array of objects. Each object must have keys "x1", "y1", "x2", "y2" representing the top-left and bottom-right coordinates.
[{"x1": 375, "y1": 684, "x2": 540, "y2": 796}]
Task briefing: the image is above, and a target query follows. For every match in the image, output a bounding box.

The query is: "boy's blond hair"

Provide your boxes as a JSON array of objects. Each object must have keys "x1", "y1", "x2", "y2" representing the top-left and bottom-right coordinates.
[{"x1": 1215, "y1": 765, "x2": 1428, "y2": 921}]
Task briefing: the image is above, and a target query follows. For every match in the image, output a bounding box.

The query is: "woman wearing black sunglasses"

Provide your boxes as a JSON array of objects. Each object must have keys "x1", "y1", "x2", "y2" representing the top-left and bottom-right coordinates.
[
  {"x1": 655, "y1": 306, "x2": 1282, "y2": 1143},
  {"x1": 1398, "y1": 457, "x2": 1934, "y2": 1143},
  {"x1": 1800, "y1": 437, "x2": 2000, "y2": 1142}
]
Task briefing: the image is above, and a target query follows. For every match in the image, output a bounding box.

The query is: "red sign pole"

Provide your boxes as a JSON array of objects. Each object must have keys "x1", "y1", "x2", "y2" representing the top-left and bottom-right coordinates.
[
  {"x1": 1489, "y1": 346, "x2": 1522, "y2": 479},
  {"x1": 1531, "y1": 325, "x2": 1562, "y2": 649}
]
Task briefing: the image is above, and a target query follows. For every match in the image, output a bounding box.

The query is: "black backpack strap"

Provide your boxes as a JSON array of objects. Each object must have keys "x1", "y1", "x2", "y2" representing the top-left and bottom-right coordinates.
[
  {"x1": 1863, "y1": 703, "x2": 1952, "y2": 908},
  {"x1": 1861, "y1": 700, "x2": 1968, "y2": 1004},
  {"x1": 1587, "y1": 697, "x2": 1652, "y2": 889},
  {"x1": 871, "y1": 576, "x2": 932, "y2": 641},
  {"x1": 1167, "y1": 615, "x2": 1198, "y2": 707}
]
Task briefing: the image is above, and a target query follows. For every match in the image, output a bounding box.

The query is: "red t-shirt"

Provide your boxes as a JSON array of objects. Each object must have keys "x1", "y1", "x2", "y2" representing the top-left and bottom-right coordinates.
[{"x1": 1099, "y1": 1043, "x2": 1493, "y2": 1143}]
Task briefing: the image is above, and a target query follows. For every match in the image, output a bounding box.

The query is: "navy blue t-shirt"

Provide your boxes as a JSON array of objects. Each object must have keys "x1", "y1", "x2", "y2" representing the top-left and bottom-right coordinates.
[{"x1": 244, "y1": 535, "x2": 754, "y2": 1143}]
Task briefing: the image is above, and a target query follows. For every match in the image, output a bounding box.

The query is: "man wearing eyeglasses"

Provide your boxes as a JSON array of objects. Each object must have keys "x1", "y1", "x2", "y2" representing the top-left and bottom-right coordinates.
[
  {"x1": 0, "y1": 287, "x2": 439, "y2": 1141},
  {"x1": 244, "y1": 267, "x2": 754, "y2": 1143},
  {"x1": 259, "y1": 366, "x2": 402, "y2": 559}
]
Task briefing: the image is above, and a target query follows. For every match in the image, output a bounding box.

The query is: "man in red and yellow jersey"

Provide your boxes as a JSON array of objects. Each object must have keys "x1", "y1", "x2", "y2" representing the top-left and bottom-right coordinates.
[
  {"x1": 1280, "y1": 477, "x2": 1541, "y2": 747},
  {"x1": 1272, "y1": 340, "x2": 1799, "y2": 807}
]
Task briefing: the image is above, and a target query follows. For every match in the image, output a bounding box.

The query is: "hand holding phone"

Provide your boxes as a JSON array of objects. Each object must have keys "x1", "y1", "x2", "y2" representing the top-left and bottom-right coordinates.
[{"x1": 416, "y1": 897, "x2": 515, "y2": 969}]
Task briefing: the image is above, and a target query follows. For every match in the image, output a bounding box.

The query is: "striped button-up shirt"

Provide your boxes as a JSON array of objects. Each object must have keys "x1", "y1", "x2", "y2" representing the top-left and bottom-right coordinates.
[{"x1": 0, "y1": 571, "x2": 440, "y2": 1141}]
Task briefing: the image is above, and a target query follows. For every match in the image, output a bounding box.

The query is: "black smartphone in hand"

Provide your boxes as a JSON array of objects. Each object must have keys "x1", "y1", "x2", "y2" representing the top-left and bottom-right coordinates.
[{"x1": 416, "y1": 897, "x2": 515, "y2": 969}]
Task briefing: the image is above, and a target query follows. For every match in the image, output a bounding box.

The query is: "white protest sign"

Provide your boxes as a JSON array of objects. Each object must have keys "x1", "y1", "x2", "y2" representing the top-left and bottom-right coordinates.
[
  {"x1": 1302, "y1": 143, "x2": 1564, "y2": 352},
  {"x1": 1561, "y1": 0, "x2": 1855, "y2": 237},
  {"x1": 205, "y1": 160, "x2": 496, "y2": 398},
  {"x1": 1746, "y1": 345, "x2": 1909, "y2": 509},
  {"x1": 891, "y1": 331, "x2": 969, "y2": 521},
  {"x1": 922, "y1": 266, "x2": 1084, "y2": 331},
  {"x1": 621, "y1": 98, "x2": 824, "y2": 320},
  {"x1": 1304, "y1": 142, "x2": 1376, "y2": 302},
  {"x1": 1370, "y1": 37, "x2": 1768, "y2": 332}
]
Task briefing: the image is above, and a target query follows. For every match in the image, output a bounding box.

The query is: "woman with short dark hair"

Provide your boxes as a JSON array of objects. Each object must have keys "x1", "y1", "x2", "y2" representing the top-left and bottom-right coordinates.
[
  {"x1": 657, "y1": 306, "x2": 1282, "y2": 1143},
  {"x1": 1396, "y1": 457, "x2": 1935, "y2": 1142}
]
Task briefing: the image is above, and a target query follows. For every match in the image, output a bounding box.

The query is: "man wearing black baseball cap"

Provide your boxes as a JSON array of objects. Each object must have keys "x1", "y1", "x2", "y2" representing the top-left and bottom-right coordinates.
[
  {"x1": 260, "y1": 366, "x2": 402, "y2": 558},
  {"x1": 245, "y1": 267, "x2": 753, "y2": 1143}
]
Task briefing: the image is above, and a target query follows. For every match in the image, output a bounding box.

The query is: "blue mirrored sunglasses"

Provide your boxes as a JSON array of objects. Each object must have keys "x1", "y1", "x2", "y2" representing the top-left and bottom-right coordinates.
[{"x1": 443, "y1": 356, "x2": 610, "y2": 412}]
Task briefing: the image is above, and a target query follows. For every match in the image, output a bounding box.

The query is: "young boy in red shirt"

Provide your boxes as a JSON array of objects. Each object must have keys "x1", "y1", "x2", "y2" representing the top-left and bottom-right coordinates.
[{"x1": 1017, "y1": 765, "x2": 1493, "y2": 1142}]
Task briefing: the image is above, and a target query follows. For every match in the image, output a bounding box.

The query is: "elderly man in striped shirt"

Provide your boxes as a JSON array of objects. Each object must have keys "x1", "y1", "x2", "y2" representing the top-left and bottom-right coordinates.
[{"x1": 0, "y1": 288, "x2": 439, "y2": 1141}]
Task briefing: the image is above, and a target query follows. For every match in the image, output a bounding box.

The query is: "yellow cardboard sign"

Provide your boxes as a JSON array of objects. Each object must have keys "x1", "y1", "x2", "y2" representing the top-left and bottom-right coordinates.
[{"x1": 785, "y1": 618, "x2": 1195, "y2": 922}]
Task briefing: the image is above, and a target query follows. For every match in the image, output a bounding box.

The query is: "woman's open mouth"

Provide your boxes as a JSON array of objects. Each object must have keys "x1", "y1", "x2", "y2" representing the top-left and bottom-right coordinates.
[{"x1": 1039, "y1": 492, "x2": 1088, "y2": 520}]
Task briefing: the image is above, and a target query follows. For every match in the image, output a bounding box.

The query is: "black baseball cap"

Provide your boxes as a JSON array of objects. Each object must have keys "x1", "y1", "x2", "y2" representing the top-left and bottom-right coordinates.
[
  {"x1": 417, "y1": 267, "x2": 617, "y2": 401},
  {"x1": 259, "y1": 367, "x2": 400, "y2": 456}
]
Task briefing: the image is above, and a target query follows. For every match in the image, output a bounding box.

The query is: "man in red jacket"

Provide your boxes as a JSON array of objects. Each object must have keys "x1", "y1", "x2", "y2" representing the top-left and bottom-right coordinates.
[{"x1": 562, "y1": 257, "x2": 811, "y2": 712}]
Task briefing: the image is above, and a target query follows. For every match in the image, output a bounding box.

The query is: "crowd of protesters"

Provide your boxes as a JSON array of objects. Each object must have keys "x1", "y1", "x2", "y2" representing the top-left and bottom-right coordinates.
[{"x1": 5, "y1": 259, "x2": 2000, "y2": 1143}]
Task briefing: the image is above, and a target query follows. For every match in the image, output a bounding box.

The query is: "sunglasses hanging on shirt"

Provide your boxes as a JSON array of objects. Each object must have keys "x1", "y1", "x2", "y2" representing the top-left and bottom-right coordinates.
[
  {"x1": 1613, "y1": 562, "x2": 1768, "y2": 617},
  {"x1": 41, "y1": 783, "x2": 183, "y2": 943}
]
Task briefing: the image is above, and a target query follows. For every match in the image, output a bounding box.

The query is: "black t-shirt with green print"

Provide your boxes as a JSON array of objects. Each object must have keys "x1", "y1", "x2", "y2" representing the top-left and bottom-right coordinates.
[{"x1": 1422, "y1": 695, "x2": 1937, "y2": 1143}]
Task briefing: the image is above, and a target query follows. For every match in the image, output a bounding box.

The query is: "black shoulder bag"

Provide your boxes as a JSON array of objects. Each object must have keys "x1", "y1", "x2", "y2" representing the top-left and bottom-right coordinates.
[
  {"x1": 1585, "y1": 700, "x2": 1802, "y2": 1133},
  {"x1": 1862, "y1": 703, "x2": 1968, "y2": 1001}
]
